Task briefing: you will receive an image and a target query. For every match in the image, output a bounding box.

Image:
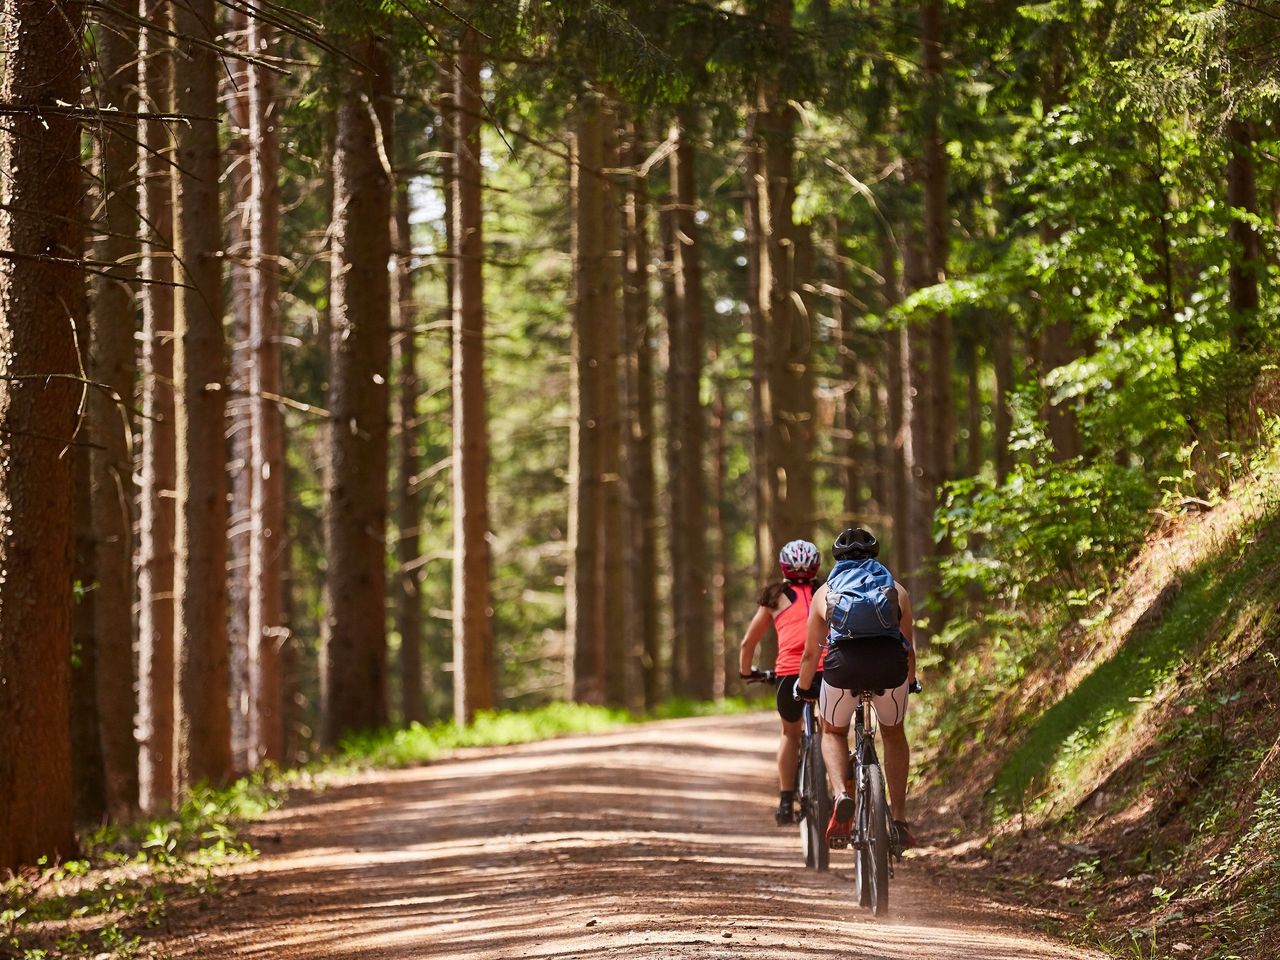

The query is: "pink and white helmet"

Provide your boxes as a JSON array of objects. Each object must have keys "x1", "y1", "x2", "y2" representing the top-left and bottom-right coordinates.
[{"x1": 778, "y1": 539, "x2": 820, "y2": 581}]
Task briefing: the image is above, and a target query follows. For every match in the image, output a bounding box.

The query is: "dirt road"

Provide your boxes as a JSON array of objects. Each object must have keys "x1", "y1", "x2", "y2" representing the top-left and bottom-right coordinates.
[{"x1": 162, "y1": 714, "x2": 1100, "y2": 959}]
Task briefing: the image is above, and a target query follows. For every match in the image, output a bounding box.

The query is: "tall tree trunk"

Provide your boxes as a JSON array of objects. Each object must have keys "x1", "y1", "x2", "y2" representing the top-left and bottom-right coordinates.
[
  {"x1": 963, "y1": 334, "x2": 982, "y2": 477},
  {"x1": 666, "y1": 113, "x2": 710, "y2": 699},
  {"x1": 0, "y1": 0, "x2": 83, "y2": 869},
  {"x1": 622, "y1": 119, "x2": 660, "y2": 710},
  {"x1": 902, "y1": 228, "x2": 932, "y2": 586},
  {"x1": 1227, "y1": 117, "x2": 1260, "y2": 351},
  {"x1": 832, "y1": 230, "x2": 861, "y2": 521},
  {"x1": 451, "y1": 36, "x2": 495, "y2": 723},
  {"x1": 72, "y1": 265, "x2": 106, "y2": 825},
  {"x1": 137, "y1": 0, "x2": 176, "y2": 812},
  {"x1": 247, "y1": 17, "x2": 287, "y2": 764},
  {"x1": 919, "y1": 0, "x2": 952, "y2": 616},
  {"x1": 709, "y1": 358, "x2": 730, "y2": 701},
  {"x1": 743, "y1": 144, "x2": 773, "y2": 583},
  {"x1": 599, "y1": 104, "x2": 627, "y2": 708},
  {"x1": 225, "y1": 7, "x2": 253, "y2": 774},
  {"x1": 89, "y1": 2, "x2": 140, "y2": 819},
  {"x1": 993, "y1": 319, "x2": 1014, "y2": 483},
  {"x1": 171, "y1": 0, "x2": 232, "y2": 793},
  {"x1": 393, "y1": 159, "x2": 425, "y2": 727},
  {"x1": 753, "y1": 0, "x2": 814, "y2": 557},
  {"x1": 322, "y1": 35, "x2": 393, "y2": 744},
  {"x1": 567, "y1": 92, "x2": 608, "y2": 704}
]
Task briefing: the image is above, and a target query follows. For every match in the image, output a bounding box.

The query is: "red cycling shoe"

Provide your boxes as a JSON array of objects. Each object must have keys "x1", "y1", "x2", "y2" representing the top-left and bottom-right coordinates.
[{"x1": 826, "y1": 792, "x2": 855, "y2": 849}]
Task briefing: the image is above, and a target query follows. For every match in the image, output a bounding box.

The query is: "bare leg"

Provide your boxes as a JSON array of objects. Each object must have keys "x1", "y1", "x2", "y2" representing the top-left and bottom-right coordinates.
[
  {"x1": 881, "y1": 721, "x2": 910, "y2": 822},
  {"x1": 778, "y1": 719, "x2": 801, "y2": 790},
  {"x1": 820, "y1": 720, "x2": 850, "y2": 798}
]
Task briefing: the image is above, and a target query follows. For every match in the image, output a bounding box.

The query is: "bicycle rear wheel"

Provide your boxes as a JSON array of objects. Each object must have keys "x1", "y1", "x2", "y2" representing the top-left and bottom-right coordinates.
[
  {"x1": 852, "y1": 772, "x2": 872, "y2": 908},
  {"x1": 800, "y1": 735, "x2": 831, "y2": 870},
  {"x1": 865, "y1": 763, "x2": 891, "y2": 916}
]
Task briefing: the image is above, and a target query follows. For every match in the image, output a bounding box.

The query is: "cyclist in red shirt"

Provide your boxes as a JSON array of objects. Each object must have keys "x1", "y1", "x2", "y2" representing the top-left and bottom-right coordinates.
[{"x1": 738, "y1": 540, "x2": 823, "y2": 825}]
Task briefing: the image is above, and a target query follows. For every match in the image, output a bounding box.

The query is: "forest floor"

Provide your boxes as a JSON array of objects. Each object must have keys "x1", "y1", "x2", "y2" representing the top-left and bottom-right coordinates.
[{"x1": 149, "y1": 713, "x2": 1101, "y2": 960}]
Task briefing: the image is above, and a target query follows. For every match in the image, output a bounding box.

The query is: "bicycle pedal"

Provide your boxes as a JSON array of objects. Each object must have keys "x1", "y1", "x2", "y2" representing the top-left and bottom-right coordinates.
[{"x1": 827, "y1": 836, "x2": 850, "y2": 850}]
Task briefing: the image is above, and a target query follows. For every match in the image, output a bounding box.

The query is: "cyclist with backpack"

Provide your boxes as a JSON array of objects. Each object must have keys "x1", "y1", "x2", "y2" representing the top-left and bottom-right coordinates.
[
  {"x1": 738, "y1": 539, "x2": 823, "y2": 826},
  {"x1": 794, "y1": 527, "x2": 918, "y2": 850}
]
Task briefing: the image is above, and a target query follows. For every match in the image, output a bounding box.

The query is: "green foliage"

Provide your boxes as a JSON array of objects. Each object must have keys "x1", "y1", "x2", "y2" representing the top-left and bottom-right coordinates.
[{"x1": 939, "y1": 458, "x2": 1152, "y2": 611}]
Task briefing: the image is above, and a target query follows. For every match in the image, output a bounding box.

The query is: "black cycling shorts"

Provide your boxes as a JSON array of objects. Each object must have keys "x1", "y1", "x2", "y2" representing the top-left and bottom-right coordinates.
[
  {"x1": 822, "y1": 636, "x2": 908, "y2": 693},
  {"x1": 774, "y1": 673, "x2": 821, "y2": 724}
]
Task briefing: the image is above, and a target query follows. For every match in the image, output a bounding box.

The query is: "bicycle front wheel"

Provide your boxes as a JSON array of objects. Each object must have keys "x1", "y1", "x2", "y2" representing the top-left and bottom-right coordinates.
[
  {"x1": 800, "y1": 735, "x2": 831, "y2": 871},
  {"x1": 865, "y1": 763, "x2": 891, "y2": 916}
]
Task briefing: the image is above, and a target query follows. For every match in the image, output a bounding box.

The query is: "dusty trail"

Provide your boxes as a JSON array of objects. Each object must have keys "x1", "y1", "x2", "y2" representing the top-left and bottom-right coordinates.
[{"x1": 162, "y1": 714, "x2": 1099, "y2": 959}]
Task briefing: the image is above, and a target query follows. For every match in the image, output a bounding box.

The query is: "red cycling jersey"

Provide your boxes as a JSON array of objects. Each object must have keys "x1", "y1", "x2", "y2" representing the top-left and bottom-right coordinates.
[{"x1": 771, "y1": 582, "x2": 814, "y2": 676}]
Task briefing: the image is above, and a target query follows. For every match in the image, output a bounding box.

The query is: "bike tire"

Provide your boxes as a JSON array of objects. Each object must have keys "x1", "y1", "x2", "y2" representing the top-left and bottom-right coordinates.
[
  {"x1": 853, "y1": 775, "x2": 872, "y2": 908},
  {"x1": 866, "y1": 763, "x2": 891, "y2": 916},
  {"x1": 804, "y1": 737, "x2": 831, "y2": 871}
]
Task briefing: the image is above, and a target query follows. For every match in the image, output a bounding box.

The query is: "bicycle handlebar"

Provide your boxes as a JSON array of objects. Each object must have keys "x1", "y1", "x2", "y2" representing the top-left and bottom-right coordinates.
[{"x1": 743, "y1": 669, "x2": 776, "y2": 684}]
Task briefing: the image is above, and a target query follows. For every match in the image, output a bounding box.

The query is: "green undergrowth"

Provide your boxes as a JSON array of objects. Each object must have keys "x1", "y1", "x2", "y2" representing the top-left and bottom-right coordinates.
[
  {"x1": 992, "y1": 519, "x2": 1280, "y2": 820},
  {"x1": 335, "y1": 696, "x2": 756, "y2": 768},
  {"x1": 3, "y1": 696, "x2": 753, "y2": 959}
]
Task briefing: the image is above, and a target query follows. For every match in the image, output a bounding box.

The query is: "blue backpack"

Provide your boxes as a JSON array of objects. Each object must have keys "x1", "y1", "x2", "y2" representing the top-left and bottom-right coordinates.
[{"x1": 826, "y1": 557, "x2": 903, "y2": 644}]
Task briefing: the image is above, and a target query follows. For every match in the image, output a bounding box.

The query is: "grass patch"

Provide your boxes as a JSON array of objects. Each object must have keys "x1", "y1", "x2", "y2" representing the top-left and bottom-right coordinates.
[
  {"x1": 991, "y1": 519, "x2": 1280, "y2": 820},
  {"x1": 336, "y1": 696, "x2": 758, "y2": 768}
]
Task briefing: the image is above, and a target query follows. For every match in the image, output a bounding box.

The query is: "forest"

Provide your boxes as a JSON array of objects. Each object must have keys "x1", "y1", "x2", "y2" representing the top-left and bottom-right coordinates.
[{"x1": 3, "y1": 4, "x2": 1280, "y2": 948}]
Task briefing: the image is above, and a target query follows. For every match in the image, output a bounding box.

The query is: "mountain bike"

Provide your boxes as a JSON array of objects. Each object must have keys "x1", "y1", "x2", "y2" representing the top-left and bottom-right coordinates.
[
  {"x1": 746, "y1": 670, "x2": 832, "y2": 871},
  {"x1": 848, "y1": 680, "x2": 921, "y2": 917}
]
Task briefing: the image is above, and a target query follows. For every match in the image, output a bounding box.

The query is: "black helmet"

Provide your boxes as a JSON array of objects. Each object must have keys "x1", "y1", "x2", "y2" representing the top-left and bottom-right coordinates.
[{"x1": 833, "y1": 527, "x2": 879, "y2": 561}]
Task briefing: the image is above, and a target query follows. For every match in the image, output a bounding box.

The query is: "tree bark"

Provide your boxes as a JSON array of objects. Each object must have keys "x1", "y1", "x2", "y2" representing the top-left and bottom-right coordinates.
[
  {"x1": 567, "y1": 92, "x2": 608, "y2": 705},
  {"x1": 599, "y1": 104, "x2": 627, "y2": 708},
  {"x1": 902, "y1": 228, "x2": 932, "y2": 586},
  {"x1": 666, "y1": 113, "x2": 710, "y2": 700},
  {"x1": 393, "y1": 156, "x2": 424, "y2": 727},
  {"x1": 1227, "y1": 117, "x2": 1260, "y2": 349},
  {"x1": 171, "y1": 0, "x2": 231, "y2": 792},
  {"x1": 451, "y1": 35, "x2": 495, "y2": 724},
  {"x1": 992, "y1": 318, "x2": 1014, "y2": 483},
  {"x1": 752, "y1": 0, "x2": 814, "y2": 559},
  {"x1": 137, "y1": 0, "x2": 176, "y2": 812},
  {"x1": 225, "y1": 6, "x2": 253, "y2": 775},
  {"x1": 247, "y1": 17, "x2": 287, "y2": 764},
  {"x1": 72, "y1": 261, "x2": 106, "y2": 826},
  {"x1": 622, "y1": 118, "x2": 661, "y2": 710},
  {"x1": 0, "y1": 0, "x2": 83, "y2": 869},
  {"x1": 88, "y1": 2, "x2": 141, "y2": 818},
  {"x1": 743, "y1": 143, "x2": 773, "y2": 583},
  {"x1": 322, "y1": 35, "x2": 393, "y2": 744}
]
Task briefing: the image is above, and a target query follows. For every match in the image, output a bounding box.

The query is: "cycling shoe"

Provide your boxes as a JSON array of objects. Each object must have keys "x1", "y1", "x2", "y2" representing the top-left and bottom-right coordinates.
[
  {"x1": 826, "y1": 792, "x2": 854, "y2": 848},
  {"x1": 774, "y1": 802, "x2": 797, "y2": 826},
  {"x1": 892, "y1": 819, "x2": 917, "y2": 853}
]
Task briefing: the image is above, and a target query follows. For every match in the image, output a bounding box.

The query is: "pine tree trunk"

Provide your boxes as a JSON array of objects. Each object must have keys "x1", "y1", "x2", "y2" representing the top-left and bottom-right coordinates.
[
  {"x1": 225, "y1": 7, "x2": 253, "y2": 774},
  {"x1": 1227, "y1": 118, "x2": 1260, "y2": 349},
  {"x1": 744, "y1": 145, "x2": 773, "y2": 583},
  {"x1": 993, "y1": 320, "x2": 1014, "y2": 483},
  {"x1": 171, "y1": 0, "x2": 232, "y2": 792},
  {"x1": 709, "y1": 359, "x2": 730, "y2": 701},
  {"x1": 599, "y1": 104, "x2": 628, "y2": 708},
  {"x1": 137, "y1": 0, "x2": 176, "y2": 812},
  {"x1": 921, "y1": 0, "x2": 953, "y2": 572},
  {"x1": 0, "y1": 0, "x2": 83, "y2": 869},
  {"x1": 902, "y1": 228, "x2": 932, "y2": 586},
  {"x1": 247, "y1": 17, "x2": 287, "y2": 764},
  {"x1": 567, "y1": 93, "x2": 607, "y2": 705},
  {"x1": 393, "y1": 163, "x2": 425, "y2": 727},
  {"x1": 754, "y1": 0, "x2": 814, "y2": 556},
  {"x1": 667, "y1": 113, "x2": 710, "y2": 699},
  {"x1": 88, "y1": 3, "x2": 140, "y2": 818},
  {"x1": 964, "y1": 335, "x2": 982, "y2": 477},
  {"x1": 621, "y1": 119, "x2": 660, "y2": 710},
  {"x1": 322, "y1": 35, "x2": 393, "y2": 744},
  {"x1": 72, "y1": 286, "x2": 106, "y2": 825},
  {"x1": 832, "y1": 231, "x2": 861, "y2": 520},
  {"x1": 451, "y1": 35, "x2": 495, "y2": 723}
]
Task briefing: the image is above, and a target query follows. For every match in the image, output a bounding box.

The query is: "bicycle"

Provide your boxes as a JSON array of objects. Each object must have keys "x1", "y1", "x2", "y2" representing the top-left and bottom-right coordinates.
[
  {"x1": 845, "y1": 679, "x2": 921, "y2": 917},
  {"x1": 746, "y1": 670, "x2": 833, "y2": 871}
]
